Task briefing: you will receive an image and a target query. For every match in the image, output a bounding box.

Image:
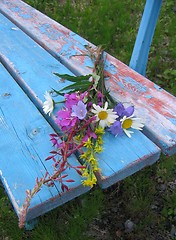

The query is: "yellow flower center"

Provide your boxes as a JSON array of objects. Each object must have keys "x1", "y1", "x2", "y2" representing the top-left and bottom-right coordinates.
[
  {"x1": 98, "y1": 111, "x2": 108, "y2": 120},
  {"x1": 122, "y1": 119, "x2": 132, "y2": 129}
]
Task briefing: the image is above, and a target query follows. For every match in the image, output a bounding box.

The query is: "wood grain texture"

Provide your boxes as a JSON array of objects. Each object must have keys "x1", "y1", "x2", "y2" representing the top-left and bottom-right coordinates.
[
  {"x1": 95, "y1": 130, "x2": 160, "y2": 189},
  {"x1": 0, "y1": 14, "x2": 161, "y2": 190},
  {"x1": 0, "y1": 0, "x2": 175, "y2": 155},
  {"x1": 0, "y1": 62, "x2": 90, "y2": 222}
]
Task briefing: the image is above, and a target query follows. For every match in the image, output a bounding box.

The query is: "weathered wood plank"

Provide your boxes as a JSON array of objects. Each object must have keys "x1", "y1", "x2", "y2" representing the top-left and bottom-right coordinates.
[
  {"x1": 96, "y1": 130, "x2": 161, "y2": 189},
  {"x1": 0, "y1": 13, "x2": 161, "y2": 189},
  {"x1": 0, "y1": 0, "x2": 175, "y2": 155},
  {"x1": 0, "y1": 62, "x2": 90, "y2": 222}
]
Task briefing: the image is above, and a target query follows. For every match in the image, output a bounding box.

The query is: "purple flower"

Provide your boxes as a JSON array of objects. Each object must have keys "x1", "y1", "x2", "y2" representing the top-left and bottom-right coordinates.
[
  {"x1": 71, "y1": 101, "x2": 87, "y2": 120},
  {"x1": 109, "y1": 120, "x2": 123, "y2": 137},
  {"x1": 64, "y1": 92, "x2": 88, "y2": 110},
  {"x1": 64, "y1": 93, "x2": 79, "y2": 109},
  {"x1": 114, "y1": 103, "x2": 134, "y2": 119},
  {"x1": 55, "y1": 109, "x2": 78, "y2": 131}
]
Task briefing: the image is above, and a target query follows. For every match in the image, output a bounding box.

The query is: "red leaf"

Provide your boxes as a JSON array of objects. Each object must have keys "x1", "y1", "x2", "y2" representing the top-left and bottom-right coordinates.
[
  {"x1": 61, "y1": 174, "x2": 68, "y2": 179},
  {"x1": 76, "y1": 165, "x2": 86, "y2": 169},
  {"x1": 50, "y1": 133, "x2": 58, "y2": 137},
  {"x1": 64, "y1": 184, "x2": 69, "y2": 191},
  {"x1": 50, "y1": 151, "x2": 58, "y2": 154},
  {"x1": 45, "y1": 156, "x2": 54, "y2": 161},
  {"x1": 66, "y1": 179, "x2": 75, "y2": 183},
  {"x1": 61, "y1": 184, "x2": 69, "y2": 192},
  {"x1": 76, "y1": 170, "x2": 82, "y2": 175}
]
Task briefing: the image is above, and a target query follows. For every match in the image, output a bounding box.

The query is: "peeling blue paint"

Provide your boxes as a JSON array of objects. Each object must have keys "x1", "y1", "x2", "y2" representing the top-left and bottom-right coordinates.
[
  {"x1": 117, "y1": 80, "x2": 125, "y2": 89},
  {"x1": 84, "y1": 57, "x2": 93, "y2": 68},
  {"x1": 10, "y1": 6, "x2": 31, "y2": 19},
  {"x1": 69, "y1": 32, "x2": 87, "y2": 49},
  {"x1": 11, "y1": 6, "x2": 20, "y2": 12},
  {"x1": 60, "y1": 42, "x2": 78, "y2": 58},
  {"x1": 19, "y1": 12, "x2": 32, "y2": 20},
  {"x1": 125, "y1": 76, "x2": 147, "y2": 93},
  {"x1": 105, "y1": 60, "x2": 118, "y2": 75},
  {"x1": 39, "y1": 24, "x2": 61, "y2": 40},
  {"x1": 167, "y1": 117, "x2": 176, "y2": 126},
  {"x1": 145, "y1": 95, "x2": 153, "y2": 99}
]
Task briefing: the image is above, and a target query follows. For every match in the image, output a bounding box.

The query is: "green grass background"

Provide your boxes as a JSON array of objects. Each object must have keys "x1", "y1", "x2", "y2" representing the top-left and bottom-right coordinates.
[{"x1": 0, "y1": 0, "x2": 176, "y2": 239}]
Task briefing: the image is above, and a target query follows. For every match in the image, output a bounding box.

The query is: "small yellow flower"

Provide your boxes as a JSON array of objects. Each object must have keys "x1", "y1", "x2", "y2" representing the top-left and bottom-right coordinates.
[
  {"x1": 93, "y1": 166, "x2": 100, "y2": 172},
  {"x1": 95, "y1": 127, "x2": 105, "y2": 135},
  {"x1": 83, "y1": 138, "x2": 93, "y2": 148},
  {"x1": 88, "y1": 155, "x2": 96, "y2": 164},
  {"x1": 82, "y1": 176, "x2": 97, "y2": 188},
  {"x1": 74, "y1": 134, "x2": 81, "y2": 142},
  {"x1": 80, "y1": 152, "x2": 88, "y2": 160},
  {"x1": 97, "y1": 136, "x2": 103, "y2": 145},
  {"x1": 82, "y1": 169, "x2": 89, "y2": 177},
  {"x1": 94, "y1": 145, "x2": 103, "y2": 153}
]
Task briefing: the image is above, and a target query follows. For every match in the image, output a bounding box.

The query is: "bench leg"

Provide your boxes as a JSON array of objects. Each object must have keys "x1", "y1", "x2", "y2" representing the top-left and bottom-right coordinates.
[
  {"x1": 25, "y1": 218, "x2": 38, "y2": 230},
  {"x1": 129, "y1": 0, "x2": 162, "y2": 75}
]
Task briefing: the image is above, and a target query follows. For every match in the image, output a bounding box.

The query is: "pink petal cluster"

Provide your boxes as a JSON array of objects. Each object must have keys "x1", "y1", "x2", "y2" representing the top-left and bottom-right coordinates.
[
  {"x1": 55, "y1": 92, "x2": 88, "y2": 131},
  {"x1": 65, "y1": 92, "x2": 87, "y2": 110},
  {"x1": 55, "y1": 109, "x2": 78, "y2": 131}
]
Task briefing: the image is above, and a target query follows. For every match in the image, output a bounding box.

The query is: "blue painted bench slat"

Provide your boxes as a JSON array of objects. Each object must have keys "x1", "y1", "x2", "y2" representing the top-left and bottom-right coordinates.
[{"x1": 0, "y1": 62, "x2": 90, "y2": 223}]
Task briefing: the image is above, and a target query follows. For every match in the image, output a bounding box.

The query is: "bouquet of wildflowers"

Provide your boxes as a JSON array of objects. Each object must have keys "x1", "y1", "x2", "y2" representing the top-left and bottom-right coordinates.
[{"x1": 19, "y1": 46, "x2": 144, "y2": 228}]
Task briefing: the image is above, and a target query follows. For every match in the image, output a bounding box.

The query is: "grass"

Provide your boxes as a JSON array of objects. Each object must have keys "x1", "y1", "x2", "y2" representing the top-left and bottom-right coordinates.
[{"x1": 1, "y1": 0, "x2": 176, "y2": 239}]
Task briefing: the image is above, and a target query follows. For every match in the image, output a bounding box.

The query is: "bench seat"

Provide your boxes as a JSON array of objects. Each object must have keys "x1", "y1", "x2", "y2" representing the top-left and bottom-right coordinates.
[
  {"x1": 0, "y1": 0, "x2": 175, "y2": 227},
  {"x1": 0, "y1": 11, "x2": 160, "y2": 192},
  {"x1": 1, "y1": 0, "x2": 175, "y2": 156}
]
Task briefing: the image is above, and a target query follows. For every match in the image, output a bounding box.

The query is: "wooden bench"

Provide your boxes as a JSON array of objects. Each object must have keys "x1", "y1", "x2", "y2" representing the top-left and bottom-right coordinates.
[{"x1": 0, "y1": 0, "x2": 175, "y2": 229}]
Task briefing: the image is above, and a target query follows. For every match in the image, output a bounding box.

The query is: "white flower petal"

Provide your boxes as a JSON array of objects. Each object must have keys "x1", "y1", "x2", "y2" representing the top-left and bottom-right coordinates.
[
  {"x1": 104, "y1": 101, "x2": 108, "y2": 110},
  {"x1": 99, "y1": 120, "x2": 106, "y2": 129},
  {"x1": 124, "y1": 129, "x2": 133, "y2": 138},
  {"x1": 43, "y1": 91, "x2": 54, "y2": 116}
]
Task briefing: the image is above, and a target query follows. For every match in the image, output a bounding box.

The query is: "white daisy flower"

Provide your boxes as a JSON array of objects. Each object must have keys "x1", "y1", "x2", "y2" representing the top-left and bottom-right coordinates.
[
  {"x1": 43, "y1": 91, "x2": 54, "y2": 116},
  {"x1": 120, "y1": 115, "x2": 144, "y2": 138},
  {"x1": 91, "y1": 102, "x2": 117, "y2": 128}
]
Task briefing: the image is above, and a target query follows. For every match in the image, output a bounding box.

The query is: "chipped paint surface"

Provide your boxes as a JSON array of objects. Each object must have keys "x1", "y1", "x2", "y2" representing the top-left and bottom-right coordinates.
[
  {"x1": 0, "y1": 0, "x2": 176, "y2": 225},
  {"x1": 0, "y1": 170, "x2": 21, "y2": 215},
  {"x1": 0, "y1": 0, "x2": 175, "y2": 225},
  {"x1": 0, "y1": 0, "x2": 175, "y2": 156}
]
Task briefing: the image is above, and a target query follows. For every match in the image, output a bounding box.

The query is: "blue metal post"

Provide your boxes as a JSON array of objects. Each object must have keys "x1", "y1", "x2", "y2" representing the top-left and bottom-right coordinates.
[{"x1": 129, "y1": 0, "x2": 162, "y2": 76}]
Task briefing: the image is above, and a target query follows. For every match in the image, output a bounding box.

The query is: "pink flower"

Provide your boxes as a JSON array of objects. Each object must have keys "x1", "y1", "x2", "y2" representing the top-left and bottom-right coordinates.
[
  {"x1": 64, "y1": 93, "x2": 78, "y2": 109},
  {"x1": 64, "y1": 92, "x2": 88, "y2": 110},
  {"x1": 55, "y1": 109, "x2": 78, "y2": 131}
]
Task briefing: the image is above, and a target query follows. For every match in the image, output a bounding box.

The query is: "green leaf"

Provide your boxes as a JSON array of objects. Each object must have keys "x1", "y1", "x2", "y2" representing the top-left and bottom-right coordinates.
[
  {"x1": 53, "y1": 73, "x2": 92, "y2": 82},
  {"x1": 59, "y1": 81, "x2": 92, "y2": 92},
  {"x1": 51, "y1": 88, "x2": 65, "y2": 96},
  {"x1": 52, "y1": 80, "x2": 92, "y2": 96}
]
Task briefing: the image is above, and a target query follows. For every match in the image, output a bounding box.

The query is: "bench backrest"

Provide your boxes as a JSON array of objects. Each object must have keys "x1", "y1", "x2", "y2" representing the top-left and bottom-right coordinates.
[{"x1": 129, "y1": 0, "x2": 162, "y2": 76}]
